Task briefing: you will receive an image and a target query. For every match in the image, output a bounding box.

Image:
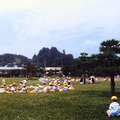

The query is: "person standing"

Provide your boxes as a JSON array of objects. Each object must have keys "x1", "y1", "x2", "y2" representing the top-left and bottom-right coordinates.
[
  {"x1": 61, "y1": 75, "x2": 65, "y2": 85},
  {"x1": 43, "y1": 76, "x2": 47, "y2": 85},
  {"x1": 23, "y1": 78, "x2": 28, "y2": 86}
]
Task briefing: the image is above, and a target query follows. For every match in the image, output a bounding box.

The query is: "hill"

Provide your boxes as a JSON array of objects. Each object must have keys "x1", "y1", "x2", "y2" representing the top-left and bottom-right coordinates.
[
  {"x1": 0, "y1": 53, "x2": 31, "y2": 66},
  {"x1": 32, "y1": 47, "x2": 74, "y2": 67},
  {"x1": 0, "y1": 47, "x2": 74, "y2": 67}
]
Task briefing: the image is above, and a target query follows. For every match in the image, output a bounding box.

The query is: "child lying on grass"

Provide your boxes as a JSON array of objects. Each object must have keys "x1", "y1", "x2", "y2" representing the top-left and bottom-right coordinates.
[{"x1": 106, "y1": 96, "x2": 120, "y2": 117}]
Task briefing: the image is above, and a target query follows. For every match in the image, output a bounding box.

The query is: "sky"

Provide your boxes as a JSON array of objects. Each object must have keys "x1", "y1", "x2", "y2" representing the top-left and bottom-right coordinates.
[{"x1": 0, "y1": 0, "x2": 120, "y2": 59}]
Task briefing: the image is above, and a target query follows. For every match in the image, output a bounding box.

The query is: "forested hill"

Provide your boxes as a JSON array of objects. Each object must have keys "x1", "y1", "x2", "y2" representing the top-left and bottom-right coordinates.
[
  {"x1": 0, "y1": 47, "x2": 74, "y2": 67},
  {"x1": 0, "y1": 54, "x2": 31, "y2": 66},
  {"x1": 32, "y1": 47, "x2": 74, "y2": 67}
]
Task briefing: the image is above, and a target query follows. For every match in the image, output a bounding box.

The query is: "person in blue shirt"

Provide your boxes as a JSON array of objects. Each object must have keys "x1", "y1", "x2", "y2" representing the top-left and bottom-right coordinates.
[
  {"x1": 20, "y1": 85, "x2": 26, "y2": 93},
  {"x1": 63, "y1": 84, "x2": 69, "y2": 91},
  {"x1": 20, "y1": 81, "x2": 23, "y2": 88},
  {"x1": 107, "y1": 96, "x2": 120, "y2": 117},
  {"x1": 57, "y1": 81, "x2": 61, "y2": 90},
  {"x1": 43, "y1": 76, "x2": 47, "y2": 85},
  {"x1": 53, "y1": 84, "x2": 57, "y2": 92},
  {"x1": 23, "y1": 78, "x2": 28, "y2": 86},
  {"x1": 61, "y1": 75, "x2": 65, "y2": 85},
  {"x1": 35, "y1": 84, "x2": 40, "y2": 93}
]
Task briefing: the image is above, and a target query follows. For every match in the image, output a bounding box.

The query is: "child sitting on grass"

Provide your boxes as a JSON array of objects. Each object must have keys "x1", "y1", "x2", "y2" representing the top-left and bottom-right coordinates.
[{"x1": 106, "y1": 96, "x2": 120, "y2": 117}]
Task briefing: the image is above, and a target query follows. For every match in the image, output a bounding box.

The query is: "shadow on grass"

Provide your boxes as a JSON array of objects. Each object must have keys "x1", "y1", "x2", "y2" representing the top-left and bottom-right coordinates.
[{"x1": 73, "y1": 89, "x2": 120, "y2": 100}]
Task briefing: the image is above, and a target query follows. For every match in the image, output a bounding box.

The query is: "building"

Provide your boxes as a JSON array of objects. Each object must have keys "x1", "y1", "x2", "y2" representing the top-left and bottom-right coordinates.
[
  {"x1": 45, "y1": 67, "x2": 62, "y2": 75},
  {"x1": 0, "y1": 65, "x2": 24, "y2": 74}
]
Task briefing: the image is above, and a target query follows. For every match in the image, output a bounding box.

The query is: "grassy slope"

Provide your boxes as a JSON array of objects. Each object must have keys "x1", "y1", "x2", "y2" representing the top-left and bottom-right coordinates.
[{"x1": 0, "y1": 77, "x2": 120, "y2": 120}]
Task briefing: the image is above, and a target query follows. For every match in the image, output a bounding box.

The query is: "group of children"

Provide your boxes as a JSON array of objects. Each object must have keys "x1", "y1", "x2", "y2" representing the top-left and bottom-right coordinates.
[
  {"x1": 0, "y1": 78, "x2": 28, "y2": 93},
  {"x1": 0, "y1": 76, "x2": 74, "y2": 93},
  {"x1": 39, "y1": 76, "x2": 74, "y2": 93}
]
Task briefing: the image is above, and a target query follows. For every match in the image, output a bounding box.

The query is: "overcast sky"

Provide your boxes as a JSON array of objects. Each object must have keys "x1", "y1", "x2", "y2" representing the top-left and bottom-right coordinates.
[{"x1": 0, "y1": 0, "x2": 120, "y2": 58}]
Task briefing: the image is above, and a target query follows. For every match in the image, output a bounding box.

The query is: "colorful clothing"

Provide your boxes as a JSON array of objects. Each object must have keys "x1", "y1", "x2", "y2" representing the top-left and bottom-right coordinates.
[
  {"x1": 20, "y1": 87, "x2": 26, "y2": 93},
  {"x1": 11, "y1": 86, "x2": 15, "y2": 92},
  {"x1": 23, "y1": 79, "x2": 27, "y2": 86},
  {"x1": 43, "y1": 78, "x2": 47, "y2": 85},
  {"x1": 35, "y1": 86, "x2": 40, "y2": 92},
  {"x1": 63, "y1": 86, "x2": 69, "y2": 91}
]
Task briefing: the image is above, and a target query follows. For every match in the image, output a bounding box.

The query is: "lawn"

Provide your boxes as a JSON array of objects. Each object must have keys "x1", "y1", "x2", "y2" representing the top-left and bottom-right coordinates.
[{"x1": 0, "y1": 77, "x2": 120, "y2": 120}]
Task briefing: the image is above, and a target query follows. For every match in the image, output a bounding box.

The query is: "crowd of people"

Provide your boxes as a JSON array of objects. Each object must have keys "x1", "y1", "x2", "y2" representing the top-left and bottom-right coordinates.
[
  {"x1": 1, "y1": 75, "x2": 119, "y2": 94},
  {"x1": 0, "y1": 78, "x2": 28, "y2": 93},
  {"x1": 0, "y1": 76, "x2": 74, "y2": 93},
  {"x1": 75, "y1": 76, "x2": 96, "y2": 84},
  {"x1": 74, "y1": 75, "x2": 120, "y2": 84}
]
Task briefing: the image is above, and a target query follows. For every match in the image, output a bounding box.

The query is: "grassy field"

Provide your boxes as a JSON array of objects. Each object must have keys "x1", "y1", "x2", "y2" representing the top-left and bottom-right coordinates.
[{"x1": 0, "y1": 77, "x2": 120, "y2": 120}]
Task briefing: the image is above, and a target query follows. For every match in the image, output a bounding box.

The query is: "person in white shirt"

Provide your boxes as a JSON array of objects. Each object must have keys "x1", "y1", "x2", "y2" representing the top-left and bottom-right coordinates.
[
  {"x1": 0, "y1": 85, "x2": 5, "y2": 93},
  {"x1": 107, "y1": 96, "x2": 120, "y2": 117},
  {"x1": 11, "y1": 85, "x2": 15, "y2": 93}
]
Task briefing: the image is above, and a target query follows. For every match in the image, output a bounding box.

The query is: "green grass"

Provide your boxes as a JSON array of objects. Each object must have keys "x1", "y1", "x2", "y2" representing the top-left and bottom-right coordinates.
[{"x1": 0, "y1": 77, "x2": 120, "y2": 120}]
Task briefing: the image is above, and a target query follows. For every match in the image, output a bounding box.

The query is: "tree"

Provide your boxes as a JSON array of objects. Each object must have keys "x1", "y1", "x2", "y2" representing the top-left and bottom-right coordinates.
[
  {"x1": 76, "y1": 53, "x2": 91, "y2": 84},
  {"x1": 24, "y1": 63, "x2": 39, "y2": 78},
  {"x1": 92, "y1": 39, "x2": 120, "y2": 96},
  {"x1": 62, "y1": 66, "x2": 71, "y2": 76}
]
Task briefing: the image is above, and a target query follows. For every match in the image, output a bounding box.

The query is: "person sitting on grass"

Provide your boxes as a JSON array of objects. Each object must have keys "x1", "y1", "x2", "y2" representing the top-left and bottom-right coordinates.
[
  {"x1": 7, "y1": 85, "x2": 12, "y2": 93},
  {"x1": 53, "y1": 84, "x2": 57, "y2": 92},
  {"x1": 20, "y1": 85, "x2": 27, "y2": 93},
  {"x1": 13, "y1": 82, "x2": 16, "y2": 88},
  {"x1": 20, "y1": 81, "x2": 23, "y2": 88},
  {"x1": 68, "y1": 82, "x2": 74, "y2": 90},
  {"x1": 11, "y1": 84, "x2": 16, "y2": 93},
  {"x1": 43, "y1": 86, "x2": 49, "y2": 92},
  {"x1": 49, "y1": 82, "x2": 54, "y2": 92},
  {"x1": 35, "y1": 84, "x2": 41, "y2": 93},
  {"x1": 3, "y1": 83, "x2": 7, "y2": 90},
  {"x1": 0, "y1": 85, "x2": 5, "y2": 93},
  {"x1": 43, "y1": 76, "x2": 47, "y2": 85},
  {"x1": 57, "y1": 81, "x2": 61, "y2": 90},
  {"x1": 106, "y1": 96, "x2": 120, "y2": 117},
  {"x1": 63, "y1": 84, "x2": 69, "y2": 91}
]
